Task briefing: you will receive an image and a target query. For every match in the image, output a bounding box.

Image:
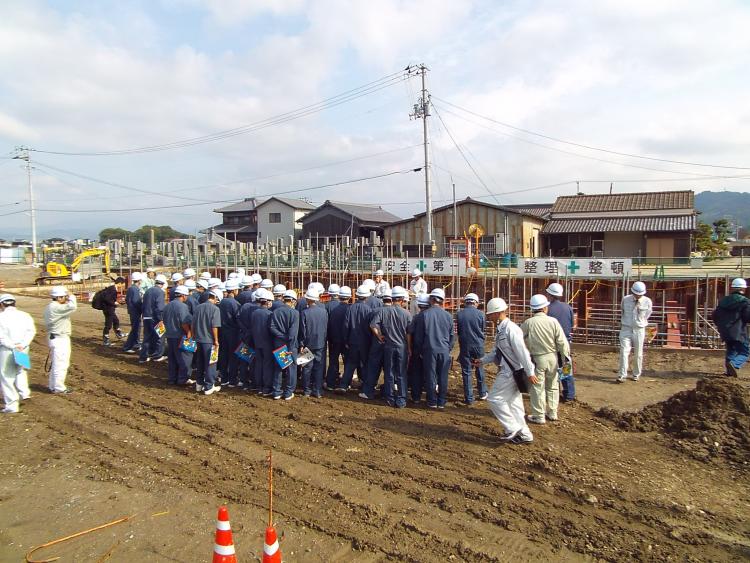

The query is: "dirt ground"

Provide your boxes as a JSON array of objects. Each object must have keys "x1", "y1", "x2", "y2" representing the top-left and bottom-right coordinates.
[{"x1": 0, "y1": 285, "x2": 749, "y2": 561}]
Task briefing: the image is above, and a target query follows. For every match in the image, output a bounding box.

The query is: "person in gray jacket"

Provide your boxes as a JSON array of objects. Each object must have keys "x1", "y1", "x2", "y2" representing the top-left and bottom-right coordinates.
[
  {"x1": 299, "y1": 288, "x2": 328, "y2": 397},
  {"x1": 162, "y1": 285, "x2": 194, "y2": 386},
  {"x1": 269, "y1": 290, "x2": 300, "y2": 400},
  {"x1": 416, "y1": 288, "x2": 455, "y2": 409},
  {"x1": 456, "y1": 292, "x2": 487, "y2": 405}
]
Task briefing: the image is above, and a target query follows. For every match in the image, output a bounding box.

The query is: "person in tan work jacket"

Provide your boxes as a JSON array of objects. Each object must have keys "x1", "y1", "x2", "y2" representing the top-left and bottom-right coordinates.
[{"x1": 521, "y1": 294, "x2": 570, "y2": 424}]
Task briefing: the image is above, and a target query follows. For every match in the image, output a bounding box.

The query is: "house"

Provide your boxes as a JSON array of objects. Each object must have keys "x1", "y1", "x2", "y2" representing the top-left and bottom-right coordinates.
[
  {"x1": 299, "y1": 200, "x2": 401, "y2": 243},
  {"x1": 382, "y1": 197, "x2": 549, "y2": 257},
  {"x1": 212, "y1": 198, "x2": 259, "y2": 244},
  {"x1": 256, "y1": 197, "x2": 315, "y2": 243},
  {"x1": 542, "y1": 190, "x2": 697, "y2": 258}
]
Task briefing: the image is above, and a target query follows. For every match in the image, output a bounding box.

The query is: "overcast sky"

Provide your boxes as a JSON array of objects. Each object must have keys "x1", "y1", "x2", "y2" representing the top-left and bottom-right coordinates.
[{"x1": 1, "y1": 0, "x2": 749, "y2": 239}]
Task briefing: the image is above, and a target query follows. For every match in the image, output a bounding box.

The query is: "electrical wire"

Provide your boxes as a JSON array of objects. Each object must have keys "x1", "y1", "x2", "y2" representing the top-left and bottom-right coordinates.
[
  {"x1": 30, "y1": 71, "x2": 412, "y2": 156},
  {"x1": 433, "y1": 96, "x2": 750, "y2": 170},
  {"x1": 34, "y1": 167, "x2": 421, "y2": 213}
]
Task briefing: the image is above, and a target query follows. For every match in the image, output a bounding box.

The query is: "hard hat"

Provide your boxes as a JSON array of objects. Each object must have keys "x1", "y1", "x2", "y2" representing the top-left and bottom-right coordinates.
[
  {"x1": 208, "y1": 277, "x2": 221, "y2": 288},
  {"x1": 240, "y1": 275, "x2": 252, "y2": 287},
  {"x1": 251, "y1": 273, "x2": 262, "y2": 284},
  {"x1": 184, "y1": 279, "x2": 197, "y2": 289},
  {"x1": 417, "y1": 294, "x2": 430, "y2": 307},
  {"x1": 255, "y1": 288, "x2": 271, "y2": 301},
  {"x1": 171, "y1": 272, "x2": 183, "y2": 282},
  {"x1": 631, "y1": 281, "x2": 647, "y2": 295},
  {"x1": 225, "y1": 279, "x2": 239, "y2": 291},
  {"x1": 146, "y1": 267, "x2": 156, "y2": 273},
  {"x1": 260, "y1": 278, "x2": 273, "y2": 289},
  {"x1": 218, "y1": 282, "x2": 226, "y2": 291},
  {"x1": 228, "y1": 272, "x2": 240, "y2": 279},
  {"x1": 183, "y1": 268, "x2": 196, "y2": 277},
  {"x1": 731, "y1": 278, "x2": 747, "y2": 289},
  {"x1": 283, "y1": 289, "x2": 298, "y2": 301},
  {"x1": 530, "y1": 294, "x2": 550, "y2": 310},
  {"x1": 197, "y1": 279, "x2": 209, "y2": 290},
  {"x1": 356, "y1": 285, "x2": 370, "y2": 298},
  {"x1": 430, "y1": 287, "x2": 446, "y2": 301},
  {"x1": 305, "y1": 288, "x2": 321, "y2": 301},
  {"x1": 381, "y1": 288, "x2": 393, "y2": 300},
  {"x1": 411, "y1": 268, "x2": 422, "y2": 277},
  {"x1": 391, "y1": 286, "x2": 407, "y2": 299},
  {"x1": 175, "y1": 285, "x2": 190, "y2": 297},
  {"x1": 155, "y1": 274, "x2": 168, "y2": 285},
  {"x1": 546, "y1": 282, "x2": 564, "y2": 297},
  {"x1": 363, "y1": 278, "x2": 376, "y2": 290},
  {"x1": 210, "y1": 289, "x2": 223, "y2": 302},
  {"x1": 0, "y1": 293, "x2": 16, "y2": 304},
  {"x1": 338, "y1": 286, "x2": 352, "y2": 298},
  {"x1": 327, "y1": 283, "x2": 340, "y2": 296},
  {"x1": 464, "y1": 292, "x2": 479, "y2": 302},
  {"x1": 50, "y1": 286, "x2": 68, "y2": 297},
  {"x1": 374, "y1": 269, "x2": 384, "y2": 276},
  {"x1": 131, "y1": 272, "x2": 143, "y2": 282},
  {"x1": 272, "y1": 284, "x2": 286, "y2": 295},
  {"x1": 313, "y1": 282, "x2": 325, "y2": 293},
  {"x1": 486, "y1": 297, "x2": 508, "y2": 314},
  {"x1": 199, "y1": 272, "x2": 211, "y2": 280}
]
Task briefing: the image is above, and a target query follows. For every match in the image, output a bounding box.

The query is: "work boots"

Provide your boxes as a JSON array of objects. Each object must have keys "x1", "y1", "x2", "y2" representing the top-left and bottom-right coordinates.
[
  {"x1": 115, "y1": 329, "x2": 127, "y2": 339},
  {"x1": 103, "y1": 335, "x2": 111, "y2": 346}
]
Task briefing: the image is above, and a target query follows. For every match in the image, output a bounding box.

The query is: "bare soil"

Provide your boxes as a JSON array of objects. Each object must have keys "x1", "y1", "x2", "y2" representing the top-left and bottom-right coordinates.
[{"x1": 0, "y1": 290, "x2": 749, "y2": 562}]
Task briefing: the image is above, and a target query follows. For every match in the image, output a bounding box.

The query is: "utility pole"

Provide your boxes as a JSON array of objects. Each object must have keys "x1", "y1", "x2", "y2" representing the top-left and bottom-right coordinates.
[
  {"x1": 13, "y1": 147, "x2": 38, "y2": 266},
  {"x1": 409, "y1": 64, "x2": 433, "y2": 251}
]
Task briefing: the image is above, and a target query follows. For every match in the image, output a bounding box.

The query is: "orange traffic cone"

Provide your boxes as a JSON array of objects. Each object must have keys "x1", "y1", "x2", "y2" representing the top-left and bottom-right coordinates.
[
  {"x1": 263, "y1": 525, "x2": 282, "y2": 562},
  {"x1": 213, "y1": 505, "x2": 237, "y2": 563}
]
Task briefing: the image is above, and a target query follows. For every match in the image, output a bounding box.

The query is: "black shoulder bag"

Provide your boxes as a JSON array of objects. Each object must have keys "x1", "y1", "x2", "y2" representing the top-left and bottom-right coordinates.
[{"x1": 495, "y1": 346, "x2": 529, "y2": 394}]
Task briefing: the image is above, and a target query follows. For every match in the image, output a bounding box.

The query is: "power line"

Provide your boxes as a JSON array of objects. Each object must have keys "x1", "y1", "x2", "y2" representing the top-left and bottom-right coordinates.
[
  {"x1": 29, "y1": 70, "x2": 412, "y2": 156},
  {"x1": 433, "y1": 96, "x2": 750, "y2": 170},
  {"x1": 34, "y1": 167, "x2": 421, "y2": 213}
]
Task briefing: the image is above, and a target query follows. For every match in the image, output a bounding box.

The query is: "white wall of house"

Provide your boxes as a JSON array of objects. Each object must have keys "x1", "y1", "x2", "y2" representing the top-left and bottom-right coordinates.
[{"x1": 257, "y1": 200, "x2": 308, "y2": 242}]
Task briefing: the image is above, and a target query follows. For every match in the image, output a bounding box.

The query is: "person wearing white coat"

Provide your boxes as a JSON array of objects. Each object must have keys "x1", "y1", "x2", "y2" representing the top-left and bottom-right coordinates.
[
  {"x1": 44, "y1": 286, "x2": 78, "y2": 394},
  {"x1": 0, "y1": 294, "x2": 36, "y2": 413},
  {"x1": 618, "y1": 281, "x2": 653, "y2": 382},
  {"x1": 408, "y1": 269, "x2": 428, "y2": 314},
  {"x1": 475, "y1": 297, "x2": 535, "y2": 444}
]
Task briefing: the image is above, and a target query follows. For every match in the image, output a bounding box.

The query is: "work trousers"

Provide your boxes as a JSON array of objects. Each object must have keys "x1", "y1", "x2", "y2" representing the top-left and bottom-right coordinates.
[
  {"x1": 362, "y1": 340, "x2": 384, "y2": 397},
  {"x1": 528, "y1": 352, "x2": 559, "y2": 419},
  {"x1": 619, "y1": 326, "x2": 645, "y2": 380},
  {"x1": 139, "y1": 319, "x2": 165, "y2": 361},
  {"x1": 195, "y1": 342, "x2": 217, "y2": 390},
  {"x1": 459, "y1": 345, "x2": 487, "y2": 403},
  {"x1": 325, "y1": 341, "x2": 345, "y2": 389},
  {"x1": 123, "y1": 312, "x2": 141, "y2": 351},
  {"x1": 219, "y1": 329, "x2": 240, "y2": 385},
  {"x1": 102, "y1": 308, "x2": 120, "y2": 336},
  {"x1": 48, "y1": 335, "x2": 71, "y2": 392},
  {"x1": 407, "y1": 352, "x2": 424, "y2": 402},
  {"x1": 166, "y1": 337, "x2": 192, "y2": 384},
  {"x1": 340, "y1": 345, "x2": 367, "y2": 390},
  {"x1": 382, "y1": 344, "x2": 408, "y2": 407},
  {"x1": 302, "y1": 347, "x2": 326, "y2": 396},
  {"x1": 487, "y1": 366, "x2": 533, "y2": 440},
  {"x1": 725, "y1": 336, "x2": 749, "y2": 370},
  {"x1": 423, "y1": 349, "x2": 451, "y2": 408},
  {"x1": 0, "y1": 348, "x2": 30, "y2": 413},
  {"x1": 256, "y1": 348, "x2": 276, "y2": 395},
  {"x1": 274, "y1": 360, "x2": 296, "y2": 399}
]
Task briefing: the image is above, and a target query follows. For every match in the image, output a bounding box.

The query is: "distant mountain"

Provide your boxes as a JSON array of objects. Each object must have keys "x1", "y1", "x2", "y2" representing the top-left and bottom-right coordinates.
[{"x1": 695, "y1": 191, "x2": 750, "y2": 228}]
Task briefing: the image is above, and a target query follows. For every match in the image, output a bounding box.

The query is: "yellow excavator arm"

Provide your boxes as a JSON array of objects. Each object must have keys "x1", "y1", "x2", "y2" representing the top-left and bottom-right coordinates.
[{"x1": 44, "y1": 247, "x2": 111, "y2": 279}]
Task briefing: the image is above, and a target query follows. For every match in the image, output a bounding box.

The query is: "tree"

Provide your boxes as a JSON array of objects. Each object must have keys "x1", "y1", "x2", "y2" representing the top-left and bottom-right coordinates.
[
  {"x1": 99, "y1": 228, "x2": 132, "y2": 241},
  {"x1": 132, "y1": 225, "x2": 188, "y2": 243},
  {"x1": 712, "y1": 218, "x2": 733, "y2": 243},
  {"x1": 695, "y1": 221, "x2": 714, "y2": 254}
]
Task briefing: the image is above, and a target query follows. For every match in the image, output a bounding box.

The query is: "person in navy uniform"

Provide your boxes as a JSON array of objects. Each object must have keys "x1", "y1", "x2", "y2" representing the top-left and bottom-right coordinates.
[
  {"x1": 369, "y1": 286, "x2": 411, "y2": 407},
  {"x1": 139, "y1": 274, "x2": 167, "y2": 363},
  {"x1": 340, "y1": 285, "x2": 374, "y2": 392},
  {"x1": 123, "y1": 272, "x2": 143, "y2": 353},
  {"x1": 406, "y1": 293, "x2": 430, "y2": 403},
  {"x1": 162, "y1": 285, "x2": 194, "y2": 386},
  {"x1": 218, "y1": 279, "x2": 241, "y2": 387},
  {"x1": 326, "y1": 285, "x2": 350, "y2": 391},
  {"x1": 249, "y1": 288, "x2": 275, "y2": 397},
  {"x1": 192, "y1": 289, "x2": 222, "y2": 395},
  {"x1": 416, "y1": 288, "x2": 455, "y2": 409},
  {"x1": 269, "y1": 289, "x2": 300, "y2": 400},
  {"x1": 456, "y1": 292, "x2": 488, "y2": 405},
  {"x1": 359, "y1": 288, "x2": 393, "y2": 399},
  {"x1": 299, "y1": 288, "x2": 328, "y2": 397}
]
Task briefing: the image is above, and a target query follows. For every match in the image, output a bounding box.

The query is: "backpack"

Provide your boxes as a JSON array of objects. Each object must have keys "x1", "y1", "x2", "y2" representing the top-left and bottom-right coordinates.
[{"x1": 91, "y1": 289, "x2": 105, "y2": 310}]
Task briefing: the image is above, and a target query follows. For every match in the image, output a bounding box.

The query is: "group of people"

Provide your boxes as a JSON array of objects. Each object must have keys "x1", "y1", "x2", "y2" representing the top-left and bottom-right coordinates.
[{"x1": 1, "y1": 267, "x2": 747, "y2": 446}]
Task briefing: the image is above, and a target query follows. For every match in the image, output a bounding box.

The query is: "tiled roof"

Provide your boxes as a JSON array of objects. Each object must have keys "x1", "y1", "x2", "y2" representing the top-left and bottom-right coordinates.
[
  {"x1": 303, "y1": 201, "x2": 401, "y2": 224},
  {"x1": 551, "y1": 191, "x2": 694, "y2": 213},
  {"x1": 386, "y1": 198, "x2": 548, "y2": 227},
  {"x1": 257, "y1": 197, "x2": 315, "y2": 210},
  {"x1": 542, "y1": 215, "x2": 696, "y2": 234},
  {"x1": 503, "y1": 204, "x2": 553, "y2": 219},
  {"x1": 211, "y1": 224, "x2": 257, "y2": 234},
  {"x1": 214, "y1": 198, "x2": 259, "y2": 213}
]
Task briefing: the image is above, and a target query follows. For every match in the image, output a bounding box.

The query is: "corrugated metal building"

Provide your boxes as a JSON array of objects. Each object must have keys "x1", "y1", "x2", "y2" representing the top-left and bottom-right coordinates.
[{"x1": 382, "y1": 198, "x2": 549, "y2": 257}]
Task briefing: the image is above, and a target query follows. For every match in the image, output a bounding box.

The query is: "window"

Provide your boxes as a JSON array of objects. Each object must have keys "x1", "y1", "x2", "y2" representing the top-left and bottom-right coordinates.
[{"x1": 269, "y1": 213, "x2": 281, "y2": 224}]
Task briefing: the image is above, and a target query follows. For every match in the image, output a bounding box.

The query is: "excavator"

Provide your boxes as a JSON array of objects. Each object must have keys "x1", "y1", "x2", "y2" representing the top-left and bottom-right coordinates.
[{"x1": 36, "y1": 247, "x2": 112, "y2": 285}]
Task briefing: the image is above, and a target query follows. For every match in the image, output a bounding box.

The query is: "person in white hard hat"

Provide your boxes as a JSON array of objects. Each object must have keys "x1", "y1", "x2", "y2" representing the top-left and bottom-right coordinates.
[
  {"x1": 712, "y1": 278, "x2": 750, "y2": 377},
  {"x1": 408, "y1": 269, "x2": 428, "y2": 314},
  {"x1": 218, "y1": 279, "x2": 241, "y2": 387},
  {"x1": 456, "y1": 293, "x2": 488, "y2": 405},
  {"x1": 44, "y1": 286, "x2": 78, "y2": 394},
  {"x1": 473, "y1": 297, "x2": 535, "y2": 444},
  {"x1": 139, "y1": 274, "x2": 168, "y2": 363},
  {"x1": 406, "y1": 293, "x2": 431, "y2": 403},
  {"x1": 269, "y1": 289, "x2": 301, "y2": 400},
  {"x1": 0, "y1": 294, "x2": 36, "y2": 413},
  {"x1": 340, "y1": 285, "x2": 372, "y2": 392},
  {"x1": 183, "y1": 268, "x2": 196, "y2": 281},
  {"x1": 162, "y1": 285, "x2": 194, "y2": 386},
  {"x1": 191, "y1": 289, "x2": 222, "y2": 395},
  {"x1": 123, "y1": 272, "x2": 144, "y2": 353},
  {"x1": 271, "y1": 284, "x2": 286, "y2": 311},
  {"x1": 521, "y1": 294, "x2": 570, "y2": 424},
  {"x1": 141, "y1": 268, "x2": 157, "y2": 292},
  {"x1": 546, "y1": 282, "x2": 576, "y2": 402},
  {"x1": 362, "y1": 278, "x2": 381, "y2": 309},
  {"x1": 414, "y1": 287, "x2": 455, "y2": 408},
  {"x1": 248, "y1": 288, "x2": 275, "y2": 396},
  {"x1": 617, "y1": 281, "x2": 653, "y2": 383},
  {"x1": 169, "y1": 273, "x2": 185, "y2": 302},
  {"x1": 299, "y1": 287, "x2": 328, "y2": 397},
  {"x1": 326, "y1": 285, "x2": 350, "y2": 391},
  {"x1": 237, "y1": 276, "x2": 255, "y2": 305},
  {"x1": 373, "y1": 270, "x2": 391, "y2": 299}
]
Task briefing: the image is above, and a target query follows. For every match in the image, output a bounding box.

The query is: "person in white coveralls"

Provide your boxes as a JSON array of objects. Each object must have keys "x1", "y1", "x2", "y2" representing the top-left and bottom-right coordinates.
[
  {"x1": 618, "y1": 281, "x2": 653, "y2": 383},
  {"x1": 44, "y1": 286, "x2": 78, "y2": 394},
  {"x1": 0, "y1": 294, "x2": 36, "y2": 413}
]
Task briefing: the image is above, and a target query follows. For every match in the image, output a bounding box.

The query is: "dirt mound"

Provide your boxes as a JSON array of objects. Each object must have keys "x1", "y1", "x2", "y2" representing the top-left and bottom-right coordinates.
[{"x1": 597, "y1": 377, "x2": 750, "y2": 465}]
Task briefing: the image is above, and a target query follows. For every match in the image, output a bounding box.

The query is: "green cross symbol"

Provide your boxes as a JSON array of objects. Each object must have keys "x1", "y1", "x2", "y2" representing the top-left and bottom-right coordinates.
[
  {"x1": 567, "y1": 261, "x2": 580, "y2": 274},
  {"x1": 417, "y1": 259, "x2": 427, "y2": 272}
]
